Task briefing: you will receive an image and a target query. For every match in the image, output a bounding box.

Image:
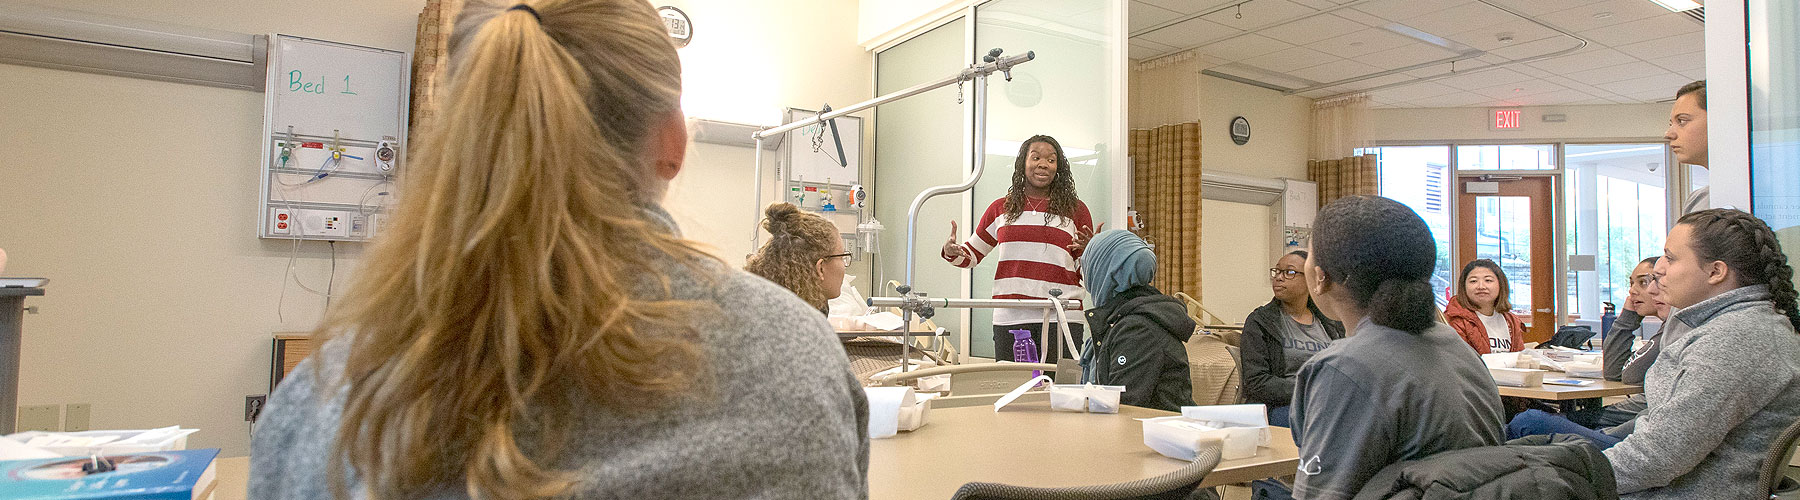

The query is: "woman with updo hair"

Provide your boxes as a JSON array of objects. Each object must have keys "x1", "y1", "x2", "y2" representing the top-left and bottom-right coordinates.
[
  {"x1": 1287, "y1": 195, "x2": 1504, "y2": 499},
  {"x1": 746, "y1": 203, "x2": 849, "y2": 315},
  {"x1": 1603, "y1": 208, "x2": 1800, "y2": 499}
]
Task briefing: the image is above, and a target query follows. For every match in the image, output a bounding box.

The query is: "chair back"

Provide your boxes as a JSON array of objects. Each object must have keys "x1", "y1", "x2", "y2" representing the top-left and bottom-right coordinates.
[
  {"x1": 1185, "y1": 327, "x2": 1242, "y2": 406},
  {"x1": 1760, "y1": 417, "x2": 1800, "y2": 497}
]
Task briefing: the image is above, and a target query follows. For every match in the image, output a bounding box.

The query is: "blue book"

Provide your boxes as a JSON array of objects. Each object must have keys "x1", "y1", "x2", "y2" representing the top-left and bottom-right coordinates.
[{"x1": 0, "y1": 448, "x2": 219, "y2": 499}]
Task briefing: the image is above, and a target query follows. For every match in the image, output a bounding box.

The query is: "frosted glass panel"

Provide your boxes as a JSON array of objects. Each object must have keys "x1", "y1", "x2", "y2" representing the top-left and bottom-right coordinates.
[
  {"x1": 1563, "y1": 144, "x2": 1668, "y2": 319},
  {"x1": 967, "y1": 0, "x2": 1119, "y2": 359},
  {"x1": 1750, "y1": 0, "x2": 1800, "y2": 286}
]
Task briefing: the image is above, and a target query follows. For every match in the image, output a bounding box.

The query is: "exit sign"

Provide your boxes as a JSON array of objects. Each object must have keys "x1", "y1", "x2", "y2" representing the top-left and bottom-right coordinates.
[{"x1": 1491, "y1": 109, "x2": 1523, "y2": 130}]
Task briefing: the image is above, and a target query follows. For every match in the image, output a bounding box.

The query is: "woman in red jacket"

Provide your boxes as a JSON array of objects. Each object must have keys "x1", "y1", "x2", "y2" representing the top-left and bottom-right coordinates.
[{"x1": 1443, "y1": 259, "x2": 1526, "y2": 354}]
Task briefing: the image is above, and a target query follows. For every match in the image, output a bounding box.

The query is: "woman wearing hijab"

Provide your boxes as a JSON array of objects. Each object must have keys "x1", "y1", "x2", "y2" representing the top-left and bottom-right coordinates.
[{"x1": 1078, "y1": 230, "x2": 1196, "y2": 412}]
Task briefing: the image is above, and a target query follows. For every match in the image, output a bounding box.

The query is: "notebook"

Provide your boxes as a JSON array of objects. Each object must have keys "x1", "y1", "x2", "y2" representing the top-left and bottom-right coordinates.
[{"x1": 0, "y1": 448, "x2": 218, "y2": 499}]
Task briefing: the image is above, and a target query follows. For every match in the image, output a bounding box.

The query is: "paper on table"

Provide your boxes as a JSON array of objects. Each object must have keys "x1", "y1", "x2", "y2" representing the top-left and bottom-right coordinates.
[
  {"x1": 0, "y1": 437, "x2": 59, "y2": 460},
  {"x1": 864, "y1": 386, "x2": 915, "y2": 439},
  {"x1": 994, "y1": 375, "x2": 1053, "y2": 411}
]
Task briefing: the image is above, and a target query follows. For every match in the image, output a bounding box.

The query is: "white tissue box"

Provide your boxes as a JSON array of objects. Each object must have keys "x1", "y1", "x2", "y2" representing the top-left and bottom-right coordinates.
[
  {"x1": 1563, "y1": 362, "x2": 1603, "y2": 379},
  {"x1": 1142, "y1": 416, "x2": 1263, "y2": 461},
  {"x1": 1049, "y1": 384, "x2": 1125, "y2": 413},
  {"x1": 1489, "y1": 367, "x2": 1547, "y2": 387},
  {"x1": 6, "y1": 427, "x2": 196, "y2": 456}
]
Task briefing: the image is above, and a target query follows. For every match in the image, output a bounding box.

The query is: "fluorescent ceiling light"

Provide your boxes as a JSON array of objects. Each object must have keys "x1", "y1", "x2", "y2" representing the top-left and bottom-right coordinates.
[{"x1": 1647, "y1": 0, "x2": 1702, "y2": 12}]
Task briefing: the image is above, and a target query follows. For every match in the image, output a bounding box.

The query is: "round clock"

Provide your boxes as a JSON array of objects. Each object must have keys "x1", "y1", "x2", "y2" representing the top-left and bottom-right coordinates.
[{"x1": 1230, "y1": 116, "x2": 1251, "y2": 145}]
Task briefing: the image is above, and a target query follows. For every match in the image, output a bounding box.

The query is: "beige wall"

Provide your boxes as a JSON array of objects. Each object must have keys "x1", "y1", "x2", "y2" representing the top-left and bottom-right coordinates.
[
  {"x1": 0, "y1": 0, "x2": 869, "y2": 458},
  {"x1": 1368, "y1": 103, "x2": 1671, "y2": 143},
  {"x1": 1130, "y1": 58, "x2": 1310, "y2": 316}
]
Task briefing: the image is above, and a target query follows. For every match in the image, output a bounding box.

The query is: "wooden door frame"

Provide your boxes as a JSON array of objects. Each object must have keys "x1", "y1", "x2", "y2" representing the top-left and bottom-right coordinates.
[{"x1": 1455, "y1": 174, "x2": 1560, "y2": 342}]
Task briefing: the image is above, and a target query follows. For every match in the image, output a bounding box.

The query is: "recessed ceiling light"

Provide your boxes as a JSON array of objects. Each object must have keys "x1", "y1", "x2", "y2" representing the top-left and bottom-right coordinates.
[
  {"x1": 1593, "y1": 11, "x2": 1616, "y2": 19},
  {"x1": 1496, "y1": 33, "x2": 1515, "y2": 43},
  {"x1": 1647, "y1": 0, "x2": 1702, "y2": 12}
]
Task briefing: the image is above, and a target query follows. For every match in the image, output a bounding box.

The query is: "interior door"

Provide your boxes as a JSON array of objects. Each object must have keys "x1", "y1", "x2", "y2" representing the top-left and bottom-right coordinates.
[{"x1": 1457, "y1": 175, "x2": 1558, "y2": 342}]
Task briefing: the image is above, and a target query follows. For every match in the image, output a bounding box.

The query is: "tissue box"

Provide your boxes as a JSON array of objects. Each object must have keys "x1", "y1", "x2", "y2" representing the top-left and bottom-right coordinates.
[
  {"x1": 1563, "y1": 361, "x2": 1603, "y2": 379},
  {"x1": 897, "y1": 396, "x2": 932, "y2": 432},
  {"x1": 1489, "y1": 367, "x2": 1547, "y2": 387},
  {"x1": 1049, "y1": 384, "x2": 1125, "y2": 413},
  {"x1": 1142, "y1": 416, "x2": 1262, "y2": 461},
  {"x1": 6, "y1": 427, "x2": 196, "y2": 456}
]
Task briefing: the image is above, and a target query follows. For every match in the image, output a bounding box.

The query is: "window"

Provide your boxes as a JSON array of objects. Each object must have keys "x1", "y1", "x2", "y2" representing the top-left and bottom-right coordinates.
[
  {"x1": 1371, "y1": 145, "x2": 1454, "y2": 305},
  {"x1": 1564, "y1": 144, "x2": 1669, "y2": 319},
  {"x1": 1458, "y1": 144, "x2": 1556, "y2": 170}
]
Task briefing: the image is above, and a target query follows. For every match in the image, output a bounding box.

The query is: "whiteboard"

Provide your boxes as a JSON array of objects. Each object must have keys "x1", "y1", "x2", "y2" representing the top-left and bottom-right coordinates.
[
  {"x1": 783, "y1": 108, "x2": 862, "y2": 186},
  {"x1": 258, "y1": 34, "x2": 410, "y2": 242}
]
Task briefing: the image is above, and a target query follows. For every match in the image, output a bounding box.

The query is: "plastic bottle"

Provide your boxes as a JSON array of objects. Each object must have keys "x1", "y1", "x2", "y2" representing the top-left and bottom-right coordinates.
[
  {"x1": 1599, "y1": 301, "x2": 1617, "y2": 350},
  {"x1": 1012, "y1": 329, "x2": 1040, "y2": 379}
]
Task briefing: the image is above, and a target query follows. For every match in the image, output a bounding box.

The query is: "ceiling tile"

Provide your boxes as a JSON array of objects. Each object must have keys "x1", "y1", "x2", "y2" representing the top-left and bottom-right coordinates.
[
  {"x1": 1580, "y1": 14, "x2": 1702, "y2": 47},
  {"x1": 1352, "y1": 42, "x2": 1463, "y2": 69},
  {"x1": 1644, "y1": 53, "x2": 1705, "y2": 73},
  {"x1": 1526, "y1": 47, "x2": 1631, "y2": 74},
  {"x1": 1437, "y1": 68, "x2": 1534, "y2": 91},
  {"x1": 1130, "y1": 2, "x2": 1188, "y2": 34},
  {"x1": 1130, "y1": 39, "x2": 1179, "y2": 60},
  {"x1": 1137, "y1": 0, "x2": 1235, "y2": 16},
  {"x1": 1594, "y1": 73, "x2": 1695, "y2": 97},
  {"x1": 1472, "y1": 80, "x2": 1566, "y2": 100},
  {"x1": 1195, "y1": 33, "x2": 1294, "y2": 61},
  {"x1": 1241, "y1": 46, "x2": 1339, "y2": 73},
  {"x1": 1620, "y1": 89, "x2": 1675, "y2": 103},
  {"x1": 1352, "y1": 0, "x2": 1470, "y2": 22},
  {"x1": 1511, "y1": 89, "x2": 1599, "y2": 106},
  {"x1": 1399, "y1": 2, "x2": 1517, "y2": 40},
  {"x1": 1202, "y1": 0, "x2": 1322, "y2": 32},
  {"x1": 1567, "y1": 99, "x2": 1617, "y2": 105},
  {"x1": 1259, "y1": 14, "x2": 1366, "y2": 45},
  {"x1": 1289, "y1": 0, "x2": 1340, "y2": 10},
  {"x1": 1530, "y1": 0, "x2": 1669, "y2": 32},
  {"x1": 1445, "y1": 19, "x2": 1564, "y2": 52},
  {"x1": 1407, "y1": 91, "x2": 1495, "y2": 108},
  {"x1": 1299, "y1": 88, "x2": 1340, "y2": 98},
  {"x1": 1679, "y1": 68, "x2": 1704, "y2": 81},
  {"x1": 1329, "y1": 8, "x2": 1391, "y2": 27},
  {"x1": 1136, "y1": 17, "x2": 1241, "y2": 49},
  {"x1": 1339, "y1": 72, "x2": 1417, "y2": 91},
  {"x1": 1288, "y1": 59, "x2": 1385, "y2": 83},
  {"x1": 1613, "y1": 32, "x2": 1706, "y2": 60},
  {"x1": 1487, "y1": 36, "x2": 1583, "y2": 60},
  {"x1": 1306, "y1": 27, "x2": 1416, "y2": 58},
  {"x1": 1565, "y1": 61, "x2": 1669, "y2": 86},
  {"x1": 1481, "y1": 0, "x2": 1571, "y2": 17},
  {"x1": 1369, "y1": 81, "x2": 1462, "y2": 101}
]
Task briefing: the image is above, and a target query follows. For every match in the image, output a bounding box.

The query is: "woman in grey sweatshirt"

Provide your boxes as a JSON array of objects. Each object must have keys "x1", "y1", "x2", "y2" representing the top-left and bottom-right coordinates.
[{"x1": 1604, "y1": 209, "x2": 1800, "y2": 498}]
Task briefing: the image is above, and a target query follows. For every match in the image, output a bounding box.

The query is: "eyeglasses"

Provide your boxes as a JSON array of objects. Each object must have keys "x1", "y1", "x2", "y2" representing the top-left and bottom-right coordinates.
[
  {"x1": 819, "y1": 252, "x2": 853, "y2": 269},
  {"x1": 1269, "y1": 268, "x2": 1303, "y2": 280}
]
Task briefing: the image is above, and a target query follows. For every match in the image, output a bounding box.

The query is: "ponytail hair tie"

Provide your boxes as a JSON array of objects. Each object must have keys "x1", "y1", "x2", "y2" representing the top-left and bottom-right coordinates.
[{"x1": 508, "y1": 4, "x2": 542, "y2": 22}]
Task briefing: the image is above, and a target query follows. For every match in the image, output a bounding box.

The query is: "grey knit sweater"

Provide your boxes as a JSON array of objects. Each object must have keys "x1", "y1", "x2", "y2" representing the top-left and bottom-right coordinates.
[
  {"x1": 1604, "y1": 285, "x2": 1800, "y2": 498},
  {"x1": 248, "y1": 208, "x2": 870, "y2": 499}
]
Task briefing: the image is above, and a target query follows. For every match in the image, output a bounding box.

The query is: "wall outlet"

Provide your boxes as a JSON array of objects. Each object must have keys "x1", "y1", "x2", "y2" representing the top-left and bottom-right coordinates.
[
  {"x1": 17, "y1": 404, "x2": 59, "y2": 432},
  {"x1": 245, "y1": 395, "x2": 267, "y2": 422},
  {"x1": 63, "y1": 403, "x2": 91, "y2": 432}
]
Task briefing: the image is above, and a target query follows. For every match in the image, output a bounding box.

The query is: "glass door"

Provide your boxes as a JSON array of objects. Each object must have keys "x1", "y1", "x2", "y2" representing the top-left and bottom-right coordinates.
[
  {"x1": 1458, "y1": 175, "x2": 1558, "y2": 341},
  {"x1": 1749, "y1": 0, "x2": 1800, "y2": 282}
]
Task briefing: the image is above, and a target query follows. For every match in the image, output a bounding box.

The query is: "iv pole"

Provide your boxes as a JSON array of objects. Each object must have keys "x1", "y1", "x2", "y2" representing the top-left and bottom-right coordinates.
[{"x1": 748, "y1": 48, "x2": 1047, "y2": 377}]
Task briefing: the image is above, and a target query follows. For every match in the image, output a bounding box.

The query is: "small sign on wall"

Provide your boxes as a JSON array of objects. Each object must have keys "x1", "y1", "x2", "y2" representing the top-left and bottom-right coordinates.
[{"x1": 1490, "y1": 109, "x2": 1522, "y2": 131}]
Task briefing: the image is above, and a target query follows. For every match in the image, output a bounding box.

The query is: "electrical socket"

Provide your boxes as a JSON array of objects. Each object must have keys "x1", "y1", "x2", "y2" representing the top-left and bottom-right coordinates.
[
  {"x1": 64, "y1": 403, "x2": 90, "y2": 431},
  {"x1": 245, "y1": 395, "x2": 267, "y2": 422}
]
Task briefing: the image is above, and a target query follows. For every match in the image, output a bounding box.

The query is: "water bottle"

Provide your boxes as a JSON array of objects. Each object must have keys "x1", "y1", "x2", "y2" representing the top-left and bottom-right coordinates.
[
  {"x1": 1599, "y1": 301, "x2": 1617, "y2": 350},
  {"x1": 1012, "y1": 329, "x2": 1040, "y2": 379}
]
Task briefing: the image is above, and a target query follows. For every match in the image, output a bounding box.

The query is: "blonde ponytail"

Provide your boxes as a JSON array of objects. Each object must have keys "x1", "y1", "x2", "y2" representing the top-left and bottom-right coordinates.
[{"x1": 320, "y1": 1, "x2": 711, "y2": 498}]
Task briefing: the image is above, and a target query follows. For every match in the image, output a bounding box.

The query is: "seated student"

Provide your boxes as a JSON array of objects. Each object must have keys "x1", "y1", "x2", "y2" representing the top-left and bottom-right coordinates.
[
  {"x1": 1604, "y1": 209, "x2": 1800, "y2": 498},
  {"x1": 745, "y1": 203, "x2": 847, "y2": 315},
  {"x1": 1507, "y1": 257, "x2": 1668, "y2": 446},
  {"x1": 1240, "y1": 250, "x2": 1343, "y2": 427},
  {"x1": 1443, "y1": 259, "x2": 1526, "y2": 354},
  {"x1": 1290, "y1": 196, "x2": 1504, "y2": 500},
  {"x1": 248, "y1": 2, "x2": 870, "y2": 498},
  {"x1": 1077, "y1": 230, "x2": 1195, "y2": 412}
]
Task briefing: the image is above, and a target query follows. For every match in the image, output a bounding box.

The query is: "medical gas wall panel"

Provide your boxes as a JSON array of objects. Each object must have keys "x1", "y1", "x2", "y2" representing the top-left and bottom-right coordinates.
[{"x1": 258, "y1": 34, "x2": 410, "y2": 241}]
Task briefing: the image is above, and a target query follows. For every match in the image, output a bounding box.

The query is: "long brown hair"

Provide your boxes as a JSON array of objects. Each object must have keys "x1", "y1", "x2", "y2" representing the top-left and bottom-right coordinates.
[
  {"x1": 1003, "y1": 134, "x2": 1080, "y2": 225},
  {"x1": 745, "y1": 203, "x2": 841, "y2": 312},
  {"x1": 319, "y1": 0, "x2": 711, "y2": 498}
]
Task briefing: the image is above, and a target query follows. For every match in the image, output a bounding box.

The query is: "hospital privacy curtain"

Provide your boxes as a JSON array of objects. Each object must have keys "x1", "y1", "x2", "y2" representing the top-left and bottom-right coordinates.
[
  {"x1": 1128, "y1": 123, "x2": 1202, "y2": 300},
  {"x1": 1307, "y1": 154, "x2": 1378, "y2": 208}
]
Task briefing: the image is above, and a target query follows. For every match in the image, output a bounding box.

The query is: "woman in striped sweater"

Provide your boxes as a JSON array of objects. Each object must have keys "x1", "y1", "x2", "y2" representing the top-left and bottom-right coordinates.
[{"x1": 942, "y1": 135, "x2": 1098, "y2": 362}]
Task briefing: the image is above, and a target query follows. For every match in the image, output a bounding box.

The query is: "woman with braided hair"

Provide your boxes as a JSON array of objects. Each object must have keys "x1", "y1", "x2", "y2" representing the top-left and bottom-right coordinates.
[{"x1": 1603, "y1": 208, "x2": 1800, "y2": 498}]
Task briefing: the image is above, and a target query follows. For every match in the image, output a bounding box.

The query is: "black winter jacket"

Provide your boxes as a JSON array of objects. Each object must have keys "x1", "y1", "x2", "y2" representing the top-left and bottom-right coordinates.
[
  {"x1": 1352, "y1": 434, "x2": 1619, "y2": 500},
  {"x1": 1240, "y1": 298, "x2": 1345, "y2": 407},
  {"x1": 1083, "y1": 285, "x2": 1196, "y2": 412}
]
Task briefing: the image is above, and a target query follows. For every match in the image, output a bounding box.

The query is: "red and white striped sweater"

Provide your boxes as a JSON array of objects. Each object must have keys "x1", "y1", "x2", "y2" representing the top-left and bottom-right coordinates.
[{"x1": 943, "y1": 197, "x2": 1092, "y2": 326}]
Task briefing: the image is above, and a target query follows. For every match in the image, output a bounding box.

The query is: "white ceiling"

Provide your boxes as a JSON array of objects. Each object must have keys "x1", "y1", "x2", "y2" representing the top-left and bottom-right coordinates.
[{"x1": 1130, "y1": 0, "x2": 1706, "y2": 108}]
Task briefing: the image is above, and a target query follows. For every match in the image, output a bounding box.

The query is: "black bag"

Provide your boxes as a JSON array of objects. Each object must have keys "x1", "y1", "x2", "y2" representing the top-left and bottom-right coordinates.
[{"x1": 1548, "y1": 325, "x2": 1596, "y2": 349}]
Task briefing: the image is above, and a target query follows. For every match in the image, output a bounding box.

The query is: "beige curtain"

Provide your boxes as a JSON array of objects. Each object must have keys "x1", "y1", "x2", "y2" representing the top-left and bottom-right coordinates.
[
  {"x1": 409, "y1": 0, "x2": 463, "y2": 156},
  {"x1": 1309, "y1": 94, "x2": 1371, "y2": 160},
  {"x1": 1128, "y1": 123, "x2": 1202, "y2": 300},
  {"x1": 1308, "y1": 154, "x2": 1379, "y2": 208}
]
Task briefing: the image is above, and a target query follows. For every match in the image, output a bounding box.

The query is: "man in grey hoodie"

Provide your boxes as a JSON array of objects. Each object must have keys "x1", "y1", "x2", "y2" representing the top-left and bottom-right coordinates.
[{"x1": 1603, "y1": 209, "x2": 1800, "y2": 498}]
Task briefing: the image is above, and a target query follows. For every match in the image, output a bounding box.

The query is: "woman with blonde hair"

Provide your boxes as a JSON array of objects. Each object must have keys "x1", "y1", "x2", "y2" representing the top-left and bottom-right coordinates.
[
  {"x1": 746, "y1": 203, "x2": 849, "y2": 315},
  {"x1": 248, "y1": 1, "x2": 869, "y2": 498}
]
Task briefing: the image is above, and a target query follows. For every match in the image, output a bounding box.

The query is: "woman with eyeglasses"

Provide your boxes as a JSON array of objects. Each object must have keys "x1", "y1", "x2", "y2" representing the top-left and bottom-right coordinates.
[
  {"x1": 1239, "y1": 250, "x2": 1344, "y2": 428},
  {"x1": 747, "y1": 203, "x2": 850, "y2": 315}
]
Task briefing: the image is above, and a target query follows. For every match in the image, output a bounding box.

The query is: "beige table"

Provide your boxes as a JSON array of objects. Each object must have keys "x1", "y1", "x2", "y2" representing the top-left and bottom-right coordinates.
[
  {"x1": 1497, "y1": 377, "x2": 1642, "y2": 400},
  {"x1": 870, "y1": 401, "x2": 1298, "y2": 499},
  {"x1": 211, "y1": 456, "x2": 249, "y2": 500}
]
